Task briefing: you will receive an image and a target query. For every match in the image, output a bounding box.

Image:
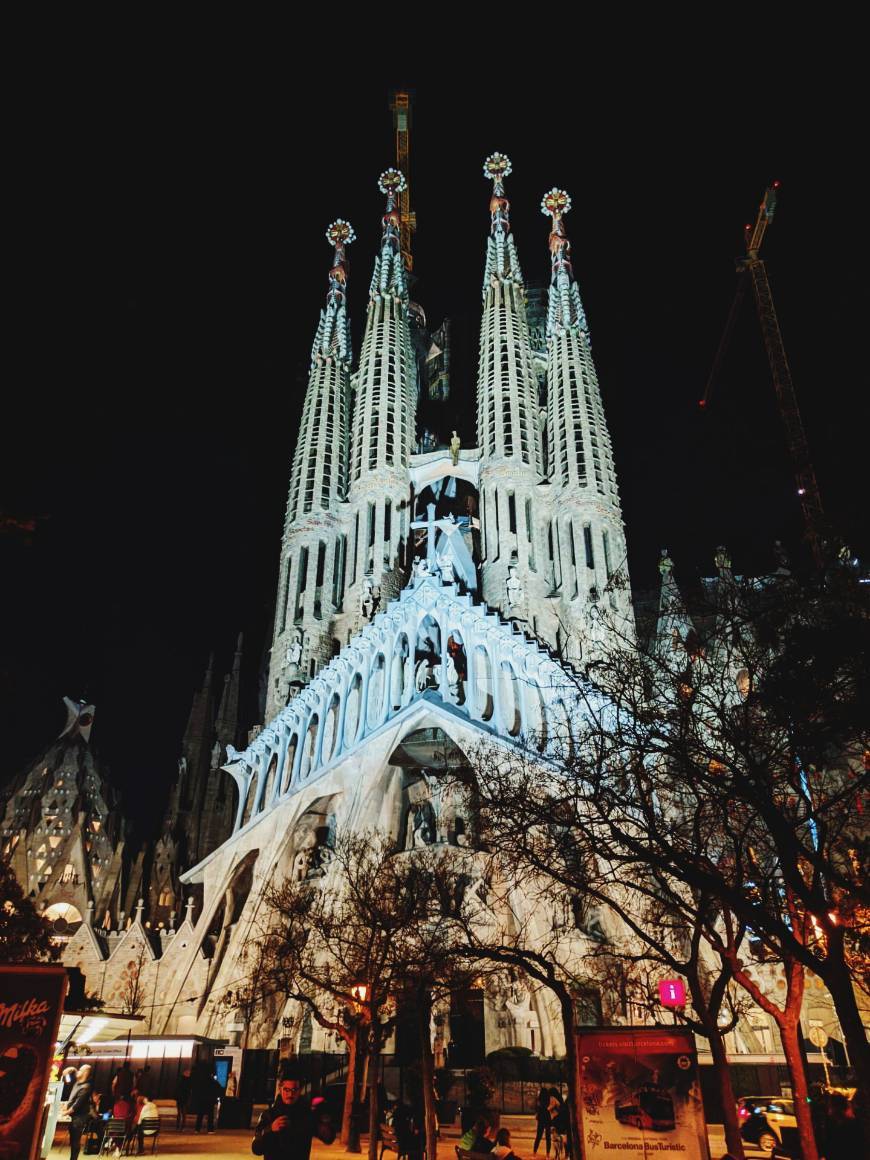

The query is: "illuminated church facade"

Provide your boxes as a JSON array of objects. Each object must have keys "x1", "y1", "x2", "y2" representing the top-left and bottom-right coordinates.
[{"x1": 7, "y1": 152, "x2": 841, "y2": 1074}]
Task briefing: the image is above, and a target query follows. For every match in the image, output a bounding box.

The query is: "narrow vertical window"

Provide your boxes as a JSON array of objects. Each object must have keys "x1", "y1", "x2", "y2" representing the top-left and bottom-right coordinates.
[
  {"x1": 525, "y1": 498, "x2": 535, "y2": 571},
  {"x1": 332, "y1": 539, "x2": 343, "y2": 607},
  {"x1": 294, "y1": 546, "x2": 309, "y2": 623},
  {"x1": 602, "y1": 529, "x2": 613, "y2": 578},
  {"x1": 350, "y1": 514, "x2": 359, "y2": 584},
  {"x1": 583, "y1": 524, "x2": 595, "y2": 569},
  {"x1": 384, "y1": 499, "x2": 392, "y2": 543},
  {"x1": 508, "y1": 492, "x2": 517, "y2": 534},
  {"x1": 281, "y1": 556, "x2": 293, "y2": 632}
]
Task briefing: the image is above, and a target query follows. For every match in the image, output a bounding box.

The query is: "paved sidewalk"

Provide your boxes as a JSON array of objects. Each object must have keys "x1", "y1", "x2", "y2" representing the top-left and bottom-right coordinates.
[{"x1": 48, "y1": 1120, "x2": 767, "y2": 1158}]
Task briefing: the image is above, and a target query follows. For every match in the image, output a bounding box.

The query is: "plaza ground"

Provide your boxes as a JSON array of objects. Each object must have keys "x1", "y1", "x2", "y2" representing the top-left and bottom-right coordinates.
[{"x1": 47, "y1": 1114, "x2": 772, "y2": 1157}]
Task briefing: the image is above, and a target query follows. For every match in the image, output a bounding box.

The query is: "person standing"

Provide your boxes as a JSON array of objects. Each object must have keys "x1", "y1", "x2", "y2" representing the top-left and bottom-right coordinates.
[
  {"x1": 252, "y1": 1071, "x2": 335, "y2": 1159},
  {"x1": 190, "y1": 1060, "x2": 220, "y2": 1133},
  {"x1": 175, "y1": 1066, "x2": 191, "y2": 1130},
  {"x1": 533, "y1": 1087, "x2": 551, "y2": 1156},
  {"x1": 112, "y1": 1060, "x2": 134, "y2": 1100},
  {"x1": 63, "y1": 1064, "x2": 93, "y2": 1160}
]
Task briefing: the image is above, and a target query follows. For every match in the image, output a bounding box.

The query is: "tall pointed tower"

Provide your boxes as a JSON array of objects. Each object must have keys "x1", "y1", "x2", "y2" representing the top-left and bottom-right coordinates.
[
  {"x1": 344, "y1": 170, "x2": 417, "y2": 610},
  {"x1": 539, "y1": 189, "x2": 633, "y2": 657},
  {"x1": 266, "y1": 221, "x2": 356, "y2": 717},
  {"x1": 477, "y1": 154, "x2": 546, "y2": 621},
  {"x1": 0, "y1": 699, "x2": 125, "y2": 934},
  {"x1": 200, "y1": 631, "x2": 245, "y2": 857}
]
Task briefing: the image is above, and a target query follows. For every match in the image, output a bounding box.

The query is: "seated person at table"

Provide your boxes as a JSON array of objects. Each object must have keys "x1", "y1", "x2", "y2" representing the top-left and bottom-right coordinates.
[{"x1": 491, "y1": 1128, "x2": 520, "y2": 1160}]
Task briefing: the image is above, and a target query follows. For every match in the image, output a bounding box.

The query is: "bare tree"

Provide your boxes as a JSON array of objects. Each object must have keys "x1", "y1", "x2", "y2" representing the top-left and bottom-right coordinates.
[
  {"x1": 464, "y1": 556, "x2": 869, "y2": 1156},
  {"x1": 258, "y1": 831, "x2": 466, "y2": 1160}
]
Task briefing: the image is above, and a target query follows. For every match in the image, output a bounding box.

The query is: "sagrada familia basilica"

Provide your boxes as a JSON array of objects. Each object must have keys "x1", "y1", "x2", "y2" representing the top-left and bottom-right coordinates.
[{"x1": 1, "y1": 148, "x2": 842, "y2": 1069}]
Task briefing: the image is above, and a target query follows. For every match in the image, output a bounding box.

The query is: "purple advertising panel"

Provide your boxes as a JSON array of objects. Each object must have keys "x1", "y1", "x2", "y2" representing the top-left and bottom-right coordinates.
[
  {"x1": 0, "y1": 965, "x2": 68, "y2": 1160},
  {"x1": 576, "y1": 1027, "x2": 710, "y2": 1159}
]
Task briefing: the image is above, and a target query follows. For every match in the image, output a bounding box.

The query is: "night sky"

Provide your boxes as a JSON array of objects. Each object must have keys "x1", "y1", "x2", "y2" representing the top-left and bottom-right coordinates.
[{"x1": 3, "y1": 60, "x2": 864, "y2": 844}]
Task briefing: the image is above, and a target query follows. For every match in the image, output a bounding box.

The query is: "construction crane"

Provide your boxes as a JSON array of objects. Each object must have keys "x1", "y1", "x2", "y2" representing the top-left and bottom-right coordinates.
[
  {"x1": 700, "y1": 183, "x2": 825, "y2": 568},
  {"x1": 389, "y1": 91, "x2": 417, "y2": 272}
]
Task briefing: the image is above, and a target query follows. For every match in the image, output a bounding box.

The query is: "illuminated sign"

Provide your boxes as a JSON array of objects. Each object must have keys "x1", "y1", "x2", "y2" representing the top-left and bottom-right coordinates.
[{"x1": 658, "y1": 979, "x2": 687, "y2": 1009}]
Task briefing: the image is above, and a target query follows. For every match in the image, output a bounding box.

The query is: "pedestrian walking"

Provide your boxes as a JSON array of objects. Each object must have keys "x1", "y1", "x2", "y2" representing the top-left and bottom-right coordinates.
[
  {"x1": 533, "y1": 1087, "x2": 551, "y2": 1156},
  {"x1": 252, "y1": 1067, "x2": 335, "y2": 1159}
]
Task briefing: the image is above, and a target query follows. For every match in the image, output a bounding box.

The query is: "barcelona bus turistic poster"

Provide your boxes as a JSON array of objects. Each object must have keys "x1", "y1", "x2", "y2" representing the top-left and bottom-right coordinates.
[
  {"x1": 0, "y1": 965, "x2": 68, "y2": 1160},
  {"x1": 576, "y1": 1027, "x2": 710, "y2": 1159}
]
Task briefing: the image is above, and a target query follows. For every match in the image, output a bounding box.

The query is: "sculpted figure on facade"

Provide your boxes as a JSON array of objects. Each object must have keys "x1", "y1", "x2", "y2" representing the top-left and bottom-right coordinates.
[
  {"x1": 505, "y1": 564, "x2": 524, "y2": 609},
  {"x1": 284, "y1": 633, "x2": 304, "y2": 669},
  {"x1": 360, "y1": 577, "x2": 380, "y2": 619}
]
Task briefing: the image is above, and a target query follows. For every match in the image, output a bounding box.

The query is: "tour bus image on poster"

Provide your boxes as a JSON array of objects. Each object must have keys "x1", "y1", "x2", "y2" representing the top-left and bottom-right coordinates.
[{"x1": 576, "y1": 1027, "x2": 710, "y2": 1159}]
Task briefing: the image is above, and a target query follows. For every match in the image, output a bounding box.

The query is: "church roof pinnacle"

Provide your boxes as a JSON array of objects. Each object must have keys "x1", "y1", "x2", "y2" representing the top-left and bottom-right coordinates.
[
  {"x1": 541, "y1": 188, "x2": 589, "y2": 337},
  {"x1": 311, "y1": 220, "x2": 355, "y2": 365},
  {"x1": 483, "y1": 152, "x2": 524, "y2": 289},
  {"x1": 369, "y1": 169, "x2": 408, "y2": 299}
]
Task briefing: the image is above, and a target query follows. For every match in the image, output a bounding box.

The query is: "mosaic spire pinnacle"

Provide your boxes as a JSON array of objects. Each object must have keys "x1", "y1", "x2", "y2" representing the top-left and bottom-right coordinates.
[
  {"x1": 370, "y1": 169, "x2": 408, "y2": 298},
  {"x1": 312, "y1": 221, "x2": 355, "y2": 364},
  {"x1": 541, "y1": 189, "x2": 588, "y2": 337},
  {"x1": 482, "y1": 152, "x2": 523, "y2": 288}
]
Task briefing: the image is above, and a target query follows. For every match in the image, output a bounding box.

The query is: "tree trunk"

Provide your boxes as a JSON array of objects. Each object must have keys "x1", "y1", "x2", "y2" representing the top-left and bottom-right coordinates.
[
  {"x1": 343, "y1": 1024, "x2": 361, "y2": 1149},
  {"x1": 418, "y1": 997, "x2": 438, "y2": 1160},
  {"x1": 778, "y1": 1019, "x2": 819, "y2": 1160},
  {"x1": 820, "y1": 944, "x2": 870, "y2": 1148},
  {"x1": 708, "y1": 1026, "x2": 745, "y2": 1160},
  {"x1": 557, "y1": 990, "x2": 582, "y2": 1160},
  {"x1": 368, "y1": 1028, "x2": 381, "y2": 1160}
]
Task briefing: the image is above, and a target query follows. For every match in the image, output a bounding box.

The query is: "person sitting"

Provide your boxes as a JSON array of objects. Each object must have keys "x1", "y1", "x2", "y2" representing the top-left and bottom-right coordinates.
[
  {"x1": 460, "y1": 1116, "x2": 489, "y2": 1151},
  {"x1": 491, "y1": 1128, "x2": 521, "y2": 1160},
  {"x1": 112, "y1": 1091, "x2": 136, "y2": 1131},
  {"x1": 133, "y1": 1096, "x2": 160, "y2": 1155},
  {"x1": 471, "y1": 1120, "x2": 497, "y2": 1153}
]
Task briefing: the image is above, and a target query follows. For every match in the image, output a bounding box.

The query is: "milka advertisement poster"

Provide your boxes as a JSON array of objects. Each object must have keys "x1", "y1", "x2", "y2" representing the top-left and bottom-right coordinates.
[
  {"x1": 0, "y1": 966, "x2": 67, "y2": 1160},
  {"x1": 576, "y1": 1028, "x2": 710, "y2": 1159}
]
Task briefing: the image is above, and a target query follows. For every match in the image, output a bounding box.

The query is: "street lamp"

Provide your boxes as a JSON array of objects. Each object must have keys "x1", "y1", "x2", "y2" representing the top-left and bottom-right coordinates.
[{"x1": 346, "y1": 983, "x2": 369, "y2": 1154}]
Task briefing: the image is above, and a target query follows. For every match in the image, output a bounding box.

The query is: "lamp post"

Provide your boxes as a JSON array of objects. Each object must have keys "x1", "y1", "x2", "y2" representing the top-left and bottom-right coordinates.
[{"x1": 345, "y1": 982, "x2": 369, "y2": 1154}]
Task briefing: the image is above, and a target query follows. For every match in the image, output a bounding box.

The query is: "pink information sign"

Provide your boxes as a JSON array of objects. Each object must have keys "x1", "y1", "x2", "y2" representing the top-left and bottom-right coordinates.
[{"x1": 658, "y1": 979, "x2": 687, "y2": 1009}]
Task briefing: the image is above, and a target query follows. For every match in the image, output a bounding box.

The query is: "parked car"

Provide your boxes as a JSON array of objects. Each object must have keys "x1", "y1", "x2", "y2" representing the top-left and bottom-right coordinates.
[{"x1": 737, "y1": 1096, "x2": 797, "y2": 1153}]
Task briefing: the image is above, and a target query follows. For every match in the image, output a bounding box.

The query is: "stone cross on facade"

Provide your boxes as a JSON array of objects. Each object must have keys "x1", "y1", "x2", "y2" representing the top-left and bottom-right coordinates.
[{"x1": 411, "y1": 502, "x2": 439, "y2": 565}]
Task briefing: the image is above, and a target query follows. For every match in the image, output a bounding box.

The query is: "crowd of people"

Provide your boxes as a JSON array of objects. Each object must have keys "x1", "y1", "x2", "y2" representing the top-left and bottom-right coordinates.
[
  {"x1": 60, "y1": 1062, "x2": 159, "y2": 1159},
  {"x1": 58, "y1": 1059, "x2": 224, "y2": 1158}
]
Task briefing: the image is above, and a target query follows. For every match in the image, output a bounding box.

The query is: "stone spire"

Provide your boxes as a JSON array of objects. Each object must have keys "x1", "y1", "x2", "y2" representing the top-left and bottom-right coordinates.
[
  {"x1": 477, "y1": 153, "x2": 544, "y2": 620},
  {"x1": 368, "y1": 168, "x2": 409, "y2": 300},
  {"x1": 266, "y1": 224, "x2": 357, "y2": 717},
  {"x1": 535, "y1": 189, "x2": 633, "y2": 659},
  {"x1": 482, "y1": 152, "x2": 525, "y2": 288},
  {"x1": 344, "y1": 170, "x2": 417, "y2": 610},
  {"x1": 0, "y1": 699, "x2": 125, "y2": 933},
  {"x1": 654, "y1": 549, "x2": 695, "y2": 661},
  {"x1": 286, "y1": 221, "x2": 355, "y2": 526},
  {"x1": 215, "y1": 632, "x2": 244, "y2": 751}
]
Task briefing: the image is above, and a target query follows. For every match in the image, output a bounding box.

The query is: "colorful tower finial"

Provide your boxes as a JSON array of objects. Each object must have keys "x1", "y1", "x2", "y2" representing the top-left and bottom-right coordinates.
[
  {"x1": 325, "y1": 218, "x2": 355, "y2": 307},
  {"x1": 378, "y1": 168, "x2": 406, "y2": 248},
  {"x1": 484, "y1": 152, "x2": 513, "y2": 236},
  {"x1": 540, "y1": 187, "x2": 588, "y2": 336},
  {"x1": 371, "y1": 169, "x2": 409, "y2": 298}
]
